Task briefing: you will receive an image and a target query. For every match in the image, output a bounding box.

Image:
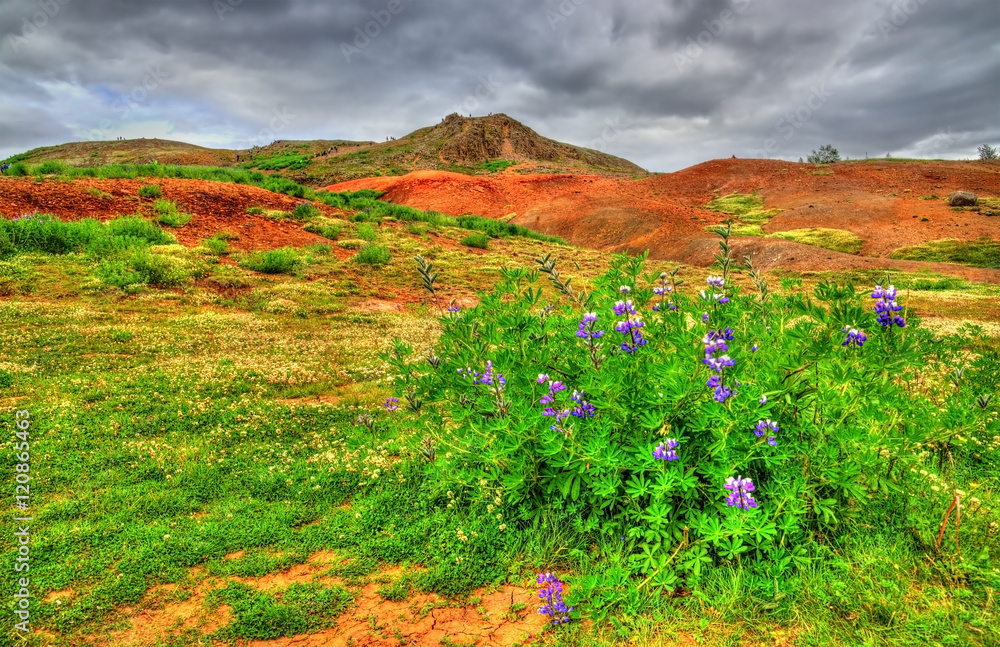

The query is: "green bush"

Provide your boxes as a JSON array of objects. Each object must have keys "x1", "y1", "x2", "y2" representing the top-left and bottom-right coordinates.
[
  {"x1": 354, "y1": 243, "x2": 391, "y2": 267},
  {"x1": 139, "y1": 184, "x2": 162, "y2": 199},
  {"x1": 36, "y1": 160, "x2": 68, "y2": 175},
  {"x1": 357, "y1": 223, "x2": 377, "y2": 241},
  {"x1": 384, "y1": 241, "x2": 1000, "y2": 617},
  {"x1": 202, "y1": 236, "x2": 230, "y2": 255},
  {"x1": 291, "y1": 202, "x2": 320, "y2": 220},
  {"x1": 95, "y1": 250, "x2": 189, "y2": 289},
  {"x1": 153, "y1": 199, "x2": 192, "y2": 227},
  {"x1": 246, "y1": 206, "x2": 266, "y2": 215},
  {"x1": 6, "y1": 162, "x2": 29, "y2": 177},
  {"x1": 239, "y1": 248, "x2": 303, "y2": 274},
  {"x1": 807, "y1": 144, "x2": 841, "y2": 164},
  {"x1": 303, "y1": 222, "x2": 342, "y2": 240},
  {"x1": 460, "y1": 233, "x2": 490, "y2": 249}
]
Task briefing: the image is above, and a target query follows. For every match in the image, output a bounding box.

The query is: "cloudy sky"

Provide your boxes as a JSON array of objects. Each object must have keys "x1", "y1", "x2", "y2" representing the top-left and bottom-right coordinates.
[{"x1": 1, "y1": 0, "x2": 997, "y2": 171}]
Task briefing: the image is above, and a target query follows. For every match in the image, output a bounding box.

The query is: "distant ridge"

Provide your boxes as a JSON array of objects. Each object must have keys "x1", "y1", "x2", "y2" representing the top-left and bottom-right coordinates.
[{"x1": 3, "y1": 114, "x2": 647, "y2": 187}]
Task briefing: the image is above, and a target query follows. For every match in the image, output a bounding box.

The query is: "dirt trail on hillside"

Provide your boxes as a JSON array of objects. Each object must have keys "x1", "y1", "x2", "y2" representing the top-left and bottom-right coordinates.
[{"x1": 327, "y1": 159, "x2": 1000, "y2": 283}]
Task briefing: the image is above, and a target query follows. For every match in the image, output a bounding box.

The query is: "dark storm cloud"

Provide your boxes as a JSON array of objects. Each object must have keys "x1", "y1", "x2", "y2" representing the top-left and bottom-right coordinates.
[{"x1": 1, "y1": 0, "x2": 997, "y2": 169}]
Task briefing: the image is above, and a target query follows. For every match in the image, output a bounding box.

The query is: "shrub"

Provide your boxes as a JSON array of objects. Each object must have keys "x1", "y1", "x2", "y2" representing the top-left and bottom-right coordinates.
[
  {"x1": 460, "y1": 233, "x2": 490, "y2": 249},
  {"x1": 6, "y1": 162, "x2": 29, "y2": 177},
  {"x1": 246, "y1": 206, "x2": 266, "y2": 215},
  {"x1": 979, "y1": 144, "x2": 999, "y2": 161},
  {"x1": 354, "y1": 243, "x2": 391, "y2": 267},
  {"x1": 239, "y1": 248, "x2": 303, "y2": 274},
  {"x1": 153, "y1": 199, "x2": 192, "y2": 227},
  {"x1": 807, "y1": 144, "x2": 841, "y2": 164},
  {"x1": 357, "y1": 223, "x2": 377, "y2": 241},
  {"x1": 139, "y1": 184, "x2": 162, "y2": 199},
  {"x1": 36, "y1": 160, "x2": 68, "y2": 175},
  {"x1": 202, "y1": 236, "x2": 230, "y2": 255},
  {"x1": 386, "y1": 242, "x2": 998, "y2": 614},
  {"x1": 291, "y1": 202, "x2": 320, "y2": 220}
]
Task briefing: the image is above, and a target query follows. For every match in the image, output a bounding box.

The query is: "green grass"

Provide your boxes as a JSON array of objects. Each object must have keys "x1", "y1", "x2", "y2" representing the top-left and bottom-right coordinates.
[
  {"x1": 460, "y1": 233, "x2": 490, "y2": 249},
  {"x1": 303, "y1": 219, "x2": 343, "y2": 240},
  {"x1": 477, "y1": 160, "x2": 516, "y2": 173},
  {"x1": 889, "y1": 237, "x2": 1000, "y2": 269},
  {"x1": 86, "y1": 187, "x2": 113, "y2": 200},
  {"x1": 703, "y1": 193, "x2": 783, "y2": 231},
  {"x1": 767, "y1": 227, "x2": 864, "y2": 254}
]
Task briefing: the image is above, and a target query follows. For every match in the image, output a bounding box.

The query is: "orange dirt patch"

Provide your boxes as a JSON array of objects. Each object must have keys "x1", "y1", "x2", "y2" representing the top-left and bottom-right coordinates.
[
  {"x1": 248, "y1": 583, "x2": 547, "y2": 647},
  {"x1": 327, "y1": 160, "x2": 1000, "y2": 283},
  {"x1": 70, "y1": 550, "x2": 548, "y2": 647}
]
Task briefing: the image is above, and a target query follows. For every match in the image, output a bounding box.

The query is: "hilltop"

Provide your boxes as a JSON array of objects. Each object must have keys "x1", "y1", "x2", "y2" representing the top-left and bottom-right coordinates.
[{"x1": 2, "y1": 113, "x2": 646, "y2": 187}]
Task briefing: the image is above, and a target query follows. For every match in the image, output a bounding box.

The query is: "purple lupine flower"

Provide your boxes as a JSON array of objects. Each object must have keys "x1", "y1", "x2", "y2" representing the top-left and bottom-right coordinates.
[
  {"x1": 570, "y1": 390, "x2": 596, "y2": 419},
  {"x1": 842, "y1": 327, "x2": 867, "y2": 347},
  {"x1": 653, "y1": 438, "x2": 680, "y2": 461},
  {"x1": 704, "y1": 354, "x2": 736, "y2": 373},
  {"x1": 537, "y1": 373, "x2": 550, "y2": 384},
  {"x1": 537, "y1": 571, "x2": 574, "y2": 625},
  {"x1": 613, "y1": 299, "x2": 647, "y2": 353},
  {"x1": 702, "y1": 313, "x2": 710, "y2": 324},
  {"x1": 872, "y1": 285, "x2": 905, "y2": 328},
  {"x1": 751, "y1": 344, "x2": 758, "y2": 352},
  {"x1": 724, "y1": 475, "x2": 758, "y2": 510},
  {"x1": 703, "y1": 329, "x2": 736, "y2": 403},
  {"x1": 619, "y1": 285, "x2": 631, "y2": 295},
  {"x1": 768, "y1": 436, "x2": 777, "y2": 447},
  {"x1": 383, "y1": 397, "x2": 399, "y2": 412},
  {"x1": 759, "y1": 394, "x2": 767, "y2": 405},
  {"x1": 706, "y1": 275, "x2": 725, "y2": 288},
  {"x1": 576, "y1": 312, "x2": 604, "y2": 339},
  {"x1": 700, "y1": 290, "x2": 730, "y2": 305},
  {"x1": 447, "y1": 304, "x2": 461, "y2": 314},
  {"x1": 754, "y1": 419, "x2": 779, "y2": 437},
  {"x1": 652, "y1": 272, "x2": 674, "y2": 312}
]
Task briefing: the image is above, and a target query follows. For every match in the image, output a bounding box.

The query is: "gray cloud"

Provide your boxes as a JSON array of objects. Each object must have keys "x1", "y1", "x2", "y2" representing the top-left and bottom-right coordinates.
[{"x1": 1, "y1": 0, "x2": 996, "y2": 169}]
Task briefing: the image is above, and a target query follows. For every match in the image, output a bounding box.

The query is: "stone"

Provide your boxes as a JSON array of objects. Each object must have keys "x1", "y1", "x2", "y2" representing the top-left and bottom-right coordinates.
[{"x1": 948, "y1": 191, "x2": 977, "y2": 206}]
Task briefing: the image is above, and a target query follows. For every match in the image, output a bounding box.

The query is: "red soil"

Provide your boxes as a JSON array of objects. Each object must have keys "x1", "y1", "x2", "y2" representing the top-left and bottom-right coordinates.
[{"x1": 327, "y1": 159, "x2": 1000, "y2": 282}]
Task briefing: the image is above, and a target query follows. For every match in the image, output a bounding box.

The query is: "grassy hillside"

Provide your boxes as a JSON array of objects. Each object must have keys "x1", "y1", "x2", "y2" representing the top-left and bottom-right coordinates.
[{"x1": 1, "y1": 114, "x2": 647, "y2": 189}]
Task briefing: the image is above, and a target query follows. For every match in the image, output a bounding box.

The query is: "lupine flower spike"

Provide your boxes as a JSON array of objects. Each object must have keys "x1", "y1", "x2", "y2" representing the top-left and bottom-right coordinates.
[
  {"x1": 872, "y1": 285, "x2": 905, "y2": 328},
  {"x1": 754, "y1": 419, "x2": 779, "y2": 437},
  {"x1": 653, "y1": 438, "x2": 680, "y2": 461},
  {"x1": 724, "y1": 475, "x2": 758, "y2": 510},
  {"x1": 383, "y1": 397, "x2": 399, "y2": 412},
  {"x1": 842, "y1": 327, "x2": 867, "y2": 347},
  {"x1": 537, "y1": 572, "x2": 574, "y2": 625},
  {"x1": 652, "y1": 272, "x2": 674, "y2": 312},
  {"x1": 703, "y1": 328, "x2": 736, "y2": 403},
  {"x1": 613, "y1": 286, "x2": 647, "y2": 353}
]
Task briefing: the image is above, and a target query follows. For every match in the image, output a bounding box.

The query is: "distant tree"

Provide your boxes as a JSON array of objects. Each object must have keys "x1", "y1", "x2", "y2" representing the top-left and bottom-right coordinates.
[
  {"x1": 807, "y1": 145, "x2": 841, "y2": 164},
  {"x1": 978, "y1": 144, "x2": 999, "y2": 161}
]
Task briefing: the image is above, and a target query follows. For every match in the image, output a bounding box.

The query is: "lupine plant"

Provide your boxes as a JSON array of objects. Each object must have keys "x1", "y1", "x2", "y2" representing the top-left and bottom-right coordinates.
[{"x1": 395, "y1": 238, "x2": 999, "y2": 623}]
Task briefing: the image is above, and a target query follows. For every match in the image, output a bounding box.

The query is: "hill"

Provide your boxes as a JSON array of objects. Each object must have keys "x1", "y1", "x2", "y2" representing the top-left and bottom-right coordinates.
[
  {"x1": 1, "y1": 113, "x2": 646, "y2": 187},
  {"x1": 327, "y1": 158, "x2": 1000, "y2": 282}
]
